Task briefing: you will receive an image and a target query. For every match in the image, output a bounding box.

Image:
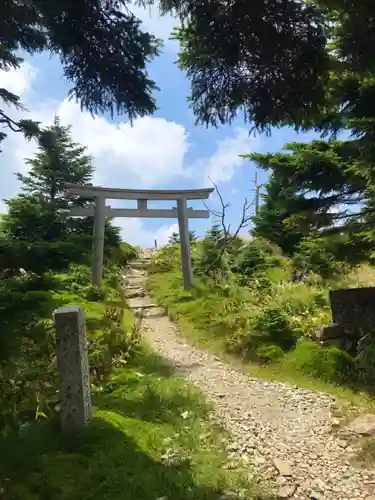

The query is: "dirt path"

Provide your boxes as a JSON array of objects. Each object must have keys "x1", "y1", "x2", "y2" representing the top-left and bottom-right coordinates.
[{"x1": 125, "y1": 251, "x2": 375, "y2": 500}]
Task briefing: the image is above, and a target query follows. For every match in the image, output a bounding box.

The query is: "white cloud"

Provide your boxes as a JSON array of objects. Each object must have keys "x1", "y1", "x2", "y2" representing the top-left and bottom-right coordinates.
[
  {"x1": 0, "y1": 62, "x2": 37, "y2": 97},
  {"x1": 202, "y1": 128, "x2": 258, "y2": 185},
  {"x1": 1, "y1": 91, "x2": 191, "y2": 189},
  {"x1": 0, "y1": 62, "x2": 260, "y2": 246},
  {"x1": 1, "y1": 65, "x2": 257, "y2": 194},
  {"x1": 115, "y1": 218, "x2": 178, "y2": 247},
  {"x1": 0, "y1": 199, "x2": 6, "y2": 214},
  {"x1": 129, "y1": 4, "x2": 180, "y2": 51},
  {"x1": 57, "y1": 100, "x2": 190, "y2": 187}
]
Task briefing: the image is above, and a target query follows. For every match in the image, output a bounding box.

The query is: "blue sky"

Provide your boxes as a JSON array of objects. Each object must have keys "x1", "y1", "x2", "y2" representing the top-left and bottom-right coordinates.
[{"x1": 0, "y1": 6, "x2": 323, "y2": 247}]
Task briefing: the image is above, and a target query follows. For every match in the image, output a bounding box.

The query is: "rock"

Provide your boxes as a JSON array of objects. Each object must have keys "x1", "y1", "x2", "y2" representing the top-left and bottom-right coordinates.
[
  {"x1": 336, "y1": 439, "x2": 348, "y2": 448},
  {"x1": 277, "y1": 484, "x2": 297, "y2": 498},
  {"x1": 330, "y1": 404, "x2": 343, "y2": 418},
  {"x1": 331, "y1": 418, "x2": 342, "y2": 428},
  {"x1": 309, "y1": 490, "x2": 323, "y2": 500},
  {"x1": 318, "y1": 324, "x2": 344, "y2": 340},
  {"x1": 273, "y1": 458, "x2": 293, "y2": 477},
  {"x1": 126, "y1": 290, "x2": 145, "y2": 298},
  {"x1": 344, "y1": 414, "x2": 375, "y2": 436},
  {"x1": 276, "y1": 476, "x2": 288, "y2": 487},
  {"x1": 219, "y1": 489, "x2": 237, "y2": 499}
]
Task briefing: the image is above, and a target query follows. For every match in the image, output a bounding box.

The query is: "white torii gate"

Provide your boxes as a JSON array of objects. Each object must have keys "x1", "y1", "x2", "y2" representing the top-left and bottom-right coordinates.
[{"x1": 65, "y1": 184, "x2": 214, "y2": 289}]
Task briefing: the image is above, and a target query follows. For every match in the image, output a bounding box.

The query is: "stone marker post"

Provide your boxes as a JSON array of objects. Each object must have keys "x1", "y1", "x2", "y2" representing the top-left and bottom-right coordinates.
[{"x1": 54, "y1": 306, "x2": 92, "y2": 433}]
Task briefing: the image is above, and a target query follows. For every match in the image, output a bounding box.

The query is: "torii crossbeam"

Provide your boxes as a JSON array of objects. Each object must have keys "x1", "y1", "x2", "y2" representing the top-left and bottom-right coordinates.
[{"x1": 65, "y1": 184, "x2": 214, "y2": 289}]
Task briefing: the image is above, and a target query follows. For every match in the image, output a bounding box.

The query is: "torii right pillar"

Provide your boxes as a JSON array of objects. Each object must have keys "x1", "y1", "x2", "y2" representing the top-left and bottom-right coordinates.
[{"x1": 177, "y1": 198, "x2": 193, "y2": 289}]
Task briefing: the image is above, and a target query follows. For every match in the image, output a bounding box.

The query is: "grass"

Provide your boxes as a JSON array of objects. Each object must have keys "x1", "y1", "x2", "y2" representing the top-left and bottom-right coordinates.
[
  {"x1": 148, "y1": 270, "x2": 375, "y2": 412},
  {"x1": 0, "y1": 344, "x2": 270, "y2": 500}
]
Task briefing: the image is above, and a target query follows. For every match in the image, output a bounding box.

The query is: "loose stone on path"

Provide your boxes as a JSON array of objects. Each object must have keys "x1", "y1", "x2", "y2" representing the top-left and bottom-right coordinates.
[
  {"x1": 125, "y1": 250, "x2": 375, "y2": 500},
  {"x1": 344, "y1": 414, "x2": 375, "y2": 436}
]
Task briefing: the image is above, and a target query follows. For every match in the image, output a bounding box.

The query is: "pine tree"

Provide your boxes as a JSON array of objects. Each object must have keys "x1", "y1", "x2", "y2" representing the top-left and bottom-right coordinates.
[
  {"x1": 246, "y1": 139, "x2": 375, "y2": 263},
  {"x1": 1, "y1": 118, "x2": 120, "y2": 273},
  {"x1": 195, "y1": 225, "x2": 227, "y2": 274},
  {"x1": 168, "y1": 230, "x2": 197, "y2": 244},
  {"x1": 17, "y1": 117, "x2": 93, "y2": 206}
]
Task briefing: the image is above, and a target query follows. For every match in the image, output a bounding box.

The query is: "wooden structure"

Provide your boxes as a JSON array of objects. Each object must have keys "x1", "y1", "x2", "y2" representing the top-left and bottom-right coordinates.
[{"x1": 65, "y1": 184, "x2": 214, "y2": 289}]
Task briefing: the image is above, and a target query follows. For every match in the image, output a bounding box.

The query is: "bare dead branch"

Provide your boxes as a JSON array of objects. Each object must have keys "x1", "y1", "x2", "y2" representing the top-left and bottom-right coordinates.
[{"x1": 202, "y1": 180, "x2": 256, "y2": 272}]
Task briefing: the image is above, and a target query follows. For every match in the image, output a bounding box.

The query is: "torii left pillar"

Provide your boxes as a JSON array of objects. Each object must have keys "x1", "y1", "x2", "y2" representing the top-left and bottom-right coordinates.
[
  {"x1": 92, "y1": 196, "x2": 106, "y2": 287},
  {"x1": 177, "y1": 198, "x2": 193, "y2": 289}
]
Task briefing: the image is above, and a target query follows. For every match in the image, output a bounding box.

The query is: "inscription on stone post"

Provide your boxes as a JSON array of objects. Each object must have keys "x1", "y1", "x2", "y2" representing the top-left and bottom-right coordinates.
[{"x1": 54, "y1": 306, "x2": 92, "y2": 433}]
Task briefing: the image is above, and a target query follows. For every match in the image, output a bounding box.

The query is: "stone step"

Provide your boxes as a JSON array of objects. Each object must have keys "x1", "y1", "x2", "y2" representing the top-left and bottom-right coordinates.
[
  {"x1": 126, "y1": 277, "x2": 146, "y2": 284},
  {"x1": 125, "y1": 290, "x2": 146, "y2": 299},
  {"x1": 132, "y1": 261, "x2": 151, "y2": 269},
  {"x1": 130, "y1": 303, "x2": 157, "y2": 309}
]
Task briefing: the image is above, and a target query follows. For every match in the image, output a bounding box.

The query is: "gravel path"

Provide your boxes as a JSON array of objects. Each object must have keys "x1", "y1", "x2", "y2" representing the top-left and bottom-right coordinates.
[{"x1": 126, "y1": 253, "x2": 375, "y2": 500}]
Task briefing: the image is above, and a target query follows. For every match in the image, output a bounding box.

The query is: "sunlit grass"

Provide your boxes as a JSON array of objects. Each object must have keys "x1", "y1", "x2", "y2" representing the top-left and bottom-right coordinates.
[
  {"x1": 0, "y1": 344, "x2": 270, "y2": 499},
  {"x1": 148, "y1": 269, "x2": 375, "y2": 412}
]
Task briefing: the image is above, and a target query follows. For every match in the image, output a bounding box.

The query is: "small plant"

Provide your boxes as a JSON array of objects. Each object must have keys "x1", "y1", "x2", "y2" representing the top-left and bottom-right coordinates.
[
  {"x1": 88, "y1": 304, "x2": 140, "y2": 384},
  {"x1": 254, "y1": 306, "x2": 297, "y2": 350},
  {"x1": 232, "y1": 238, "x2": 286, "y2": 280},
  {"x1": 292, "y1": 239, "x2": 346, "y2": 279},
  {"x1": 61, "y1": 264, "x2": 91, "y2": 289},
  {"x1": 83, "y1": 285, "x2": 107, "y2": 301},
  {"x1": 149, "y1": 245, "x2": 180, "y2": 274},
  {"x1": 357, "y1": 339, "x2": 375, "y2": 386},
  {"x1": 255, "y1": 344, "x2": 284, "y2": 363},
  {"x1": 284, "y1": 340, "x2": 354, "y2": 383}
]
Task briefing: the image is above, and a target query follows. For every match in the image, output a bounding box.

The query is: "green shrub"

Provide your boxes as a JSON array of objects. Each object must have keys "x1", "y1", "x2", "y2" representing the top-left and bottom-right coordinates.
[
  {"x1": 194, "y1": 225, "x2": 230, "y2": 275},
  {"x1": 105, "y1": 266, "x2": 122, "y2": 289},
  {"x1": 118, "y1": 242, "x2": 139, "y2": 265},
  {"x1": 0, "y1": 277, "x2": 56, "y2": 432},
  {"x1": 267, "y1": 282, "x2": 330, "y2": 337},
  {"x1": 232, "y1": 238, "x2": 287, "y2": 284},
  {"x1": 232, "y1": 243, "x2": 268, "y2": 277},
  {"x1": 88, "y1": 305, "x2": 140, "y2": 384},
  {"x1": 284, "y1": 340, "x2": 354, "y2": 383},
  {"x1": 357, "y1": 340, "x2": 375, "y2": 386},
  {"x1": 0, "y1": 281, "x2": 53, "y2": 362},
  {"x1": 83, "y1": 285, "x2": 107, "y2": 302},
  {"x1": 149, "y1": 245, "x2": 180, "y2": 273},
  {"x1": 254, "y1": 306, "x2": 298, "y2": 350},
  {"x1": 65, "y1": 264, "x2": 92, "y2": 287},
  {"x1": 0, "y1": 272, "x2": 136, "y2": 435},
  {"x1": 292, "y1": 238, "x2": 346, "y2": 279},
  {"x1": 255, "y1": 344, "x2": 284, "y2": 363}
]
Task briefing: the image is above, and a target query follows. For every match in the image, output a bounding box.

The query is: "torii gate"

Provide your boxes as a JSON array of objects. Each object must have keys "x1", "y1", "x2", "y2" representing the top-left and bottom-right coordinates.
[{"x1": 65, "y1": 184, "x2": 214, "y2": 290}]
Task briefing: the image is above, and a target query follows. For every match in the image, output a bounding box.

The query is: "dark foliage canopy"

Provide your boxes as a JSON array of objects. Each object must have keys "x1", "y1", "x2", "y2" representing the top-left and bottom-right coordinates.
[
  {"x1": 161, "y1": 0, "x2": 375, "y2": 138},
  {"x1": 169, "y1": 0, "x2": 330, "y2": 131},
  {"x1": 1, "y1": 0, "x2": 161, "y2": 148}
]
